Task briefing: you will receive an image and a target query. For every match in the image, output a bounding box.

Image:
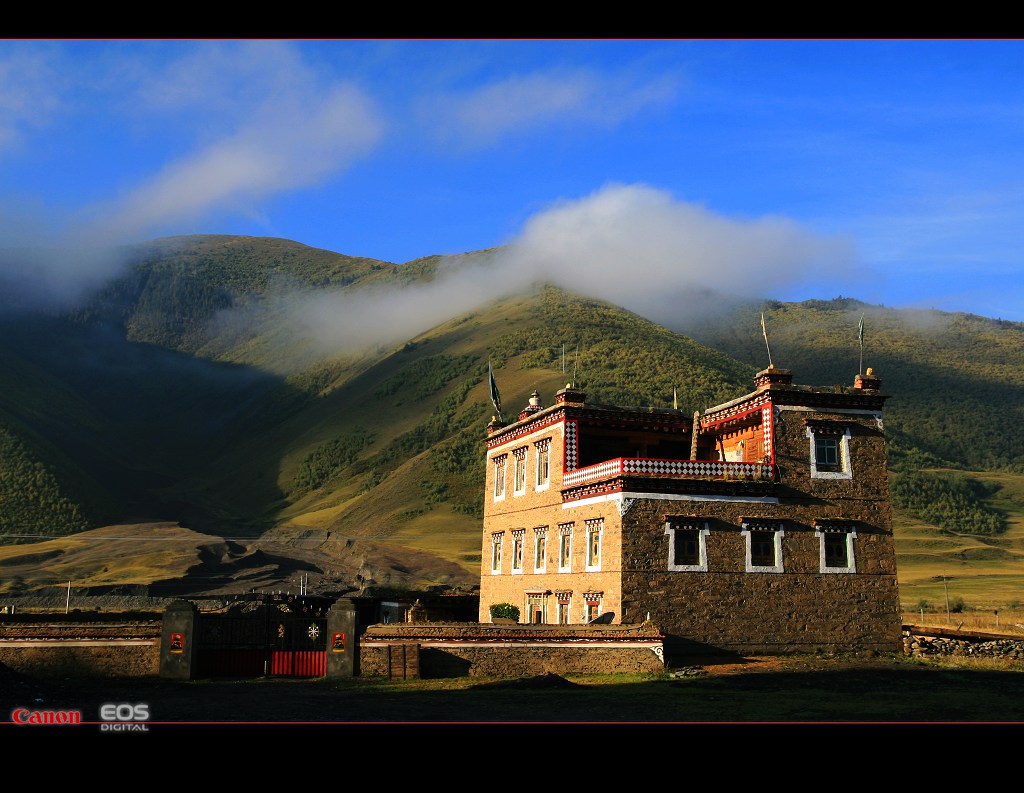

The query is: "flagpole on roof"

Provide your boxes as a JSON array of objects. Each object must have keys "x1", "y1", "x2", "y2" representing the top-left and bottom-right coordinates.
[
  {"x1": 858, "y1": 313, "x2": 865, "y2": 376},
  {"x1": 761, "y1": 311, "x2": 774, "y2": 369}
]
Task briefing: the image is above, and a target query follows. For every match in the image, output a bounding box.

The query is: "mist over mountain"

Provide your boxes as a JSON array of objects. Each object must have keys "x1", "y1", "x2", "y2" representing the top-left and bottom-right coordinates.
[{"x1": 1, "y1": 233, "x2": 1021, "y2": 595}]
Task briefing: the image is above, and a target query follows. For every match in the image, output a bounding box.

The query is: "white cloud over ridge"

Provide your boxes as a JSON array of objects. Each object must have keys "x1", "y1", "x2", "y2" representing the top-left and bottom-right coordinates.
[{"x1": 249, "y1": 184, "x2": 860, "y2": 365}]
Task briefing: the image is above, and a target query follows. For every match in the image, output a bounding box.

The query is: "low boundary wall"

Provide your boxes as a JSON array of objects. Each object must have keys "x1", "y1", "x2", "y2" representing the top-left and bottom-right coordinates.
[
  {"x1": 359, "y1": 622, "x2": 665, "y2": 678},
  {"x1": 903, "y1": 625, "x2": 1024, "y2": 659},
  {"x1": 0, "y1": 616, "x2": 162, "y2": 678}
]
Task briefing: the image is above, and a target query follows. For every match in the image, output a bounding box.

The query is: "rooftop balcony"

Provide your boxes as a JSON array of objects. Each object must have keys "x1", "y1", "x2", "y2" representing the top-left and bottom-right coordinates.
[{"x1": 562, "y1": 457, "x2": 775, "y2": 488}]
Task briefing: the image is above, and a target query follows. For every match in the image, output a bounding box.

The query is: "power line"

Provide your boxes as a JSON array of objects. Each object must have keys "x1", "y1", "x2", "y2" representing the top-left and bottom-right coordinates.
[{"x1": 0, "y1": 533, "x2": 384, "y2": 543}]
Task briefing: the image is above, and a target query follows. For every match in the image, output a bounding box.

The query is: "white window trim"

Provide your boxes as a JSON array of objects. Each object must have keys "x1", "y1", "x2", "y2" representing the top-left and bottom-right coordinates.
[
  {"x1": 556, "y1": 598, "x2": 572, "y2": 625},
  {"x1": 492, "y1": 455, "x2": 507, "y2": 501},
  {"x1": 807, "y1": 426, "x2": 853, "y2": 480},
  {"x1": 741, "y1": 522, "x2": 785, "y2": 573},
  {"x1": 585, "y1": 520, "x2": 603, "y2": 572},
  {"x1": 665, "y1": 521, "x2": 710, "y2": 572},
  {"x1": 816, "y1": 526, "x2": 858, "y2": 573},
  {"x1": 490, "y1": 532, "x2": 504, "y2": 575},
  {"x1": 535, "y1": 440, "x2": 551, "y2": 492},
  {"x1": 533, "y1": 529, "x2": 547, "y2": 573},
  {"x1": 513, "y1": 448, "x2": 528, "y2": 496},
  {"x1": 558, "y1": 524, "x2": 573, "y2": 573},
  {"x1": 511, "y1": 530, "x2": 525, "y2": 575}
]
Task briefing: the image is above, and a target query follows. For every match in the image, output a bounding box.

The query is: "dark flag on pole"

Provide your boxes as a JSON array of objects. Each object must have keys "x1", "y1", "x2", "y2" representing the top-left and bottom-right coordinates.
[{"x1": 488, "y1": 361, "x2": 502, "y2": 420}]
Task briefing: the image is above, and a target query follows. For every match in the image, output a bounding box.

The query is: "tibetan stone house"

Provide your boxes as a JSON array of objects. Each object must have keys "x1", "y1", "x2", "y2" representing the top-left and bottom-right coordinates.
[{"x1": 479, "y1": 367, "x2": 902, "y2": 657}]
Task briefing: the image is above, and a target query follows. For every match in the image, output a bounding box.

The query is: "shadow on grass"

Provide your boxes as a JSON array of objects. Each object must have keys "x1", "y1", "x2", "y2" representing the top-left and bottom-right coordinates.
[{"x1": 6, "y1": 658, "x2": 1024, "y2": 725}]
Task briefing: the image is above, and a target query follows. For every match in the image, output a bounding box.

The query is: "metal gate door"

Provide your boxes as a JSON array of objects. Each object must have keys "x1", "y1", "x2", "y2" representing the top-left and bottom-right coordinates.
[{"x1": 194, "y1": 611, "x2": 269, "y2": 678}]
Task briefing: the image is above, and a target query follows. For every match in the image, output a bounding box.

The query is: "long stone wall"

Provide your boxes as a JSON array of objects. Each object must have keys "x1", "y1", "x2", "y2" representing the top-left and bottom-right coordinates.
[
  {"x1": 359, "y1": 622, "x2": 665, "y2": 678},
  {"x1": 0, "y1": 618, "x2": 162, "y2": 678}
]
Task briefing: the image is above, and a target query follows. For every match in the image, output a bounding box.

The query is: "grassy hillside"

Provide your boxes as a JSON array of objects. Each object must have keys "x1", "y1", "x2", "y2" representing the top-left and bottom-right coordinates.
[{"x1": 80, "y1": 235, "x2": 400, "y2": 354}]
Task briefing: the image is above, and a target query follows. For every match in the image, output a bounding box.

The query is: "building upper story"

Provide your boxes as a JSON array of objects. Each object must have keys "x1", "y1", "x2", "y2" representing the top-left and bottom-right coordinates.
[{"x1": 482, "y1": 366, "x2": 891, "y2": 516}]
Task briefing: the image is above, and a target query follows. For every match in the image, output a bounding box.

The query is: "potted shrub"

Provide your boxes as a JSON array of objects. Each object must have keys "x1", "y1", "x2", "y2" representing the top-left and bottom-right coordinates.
[{"x1": 489, "y1": 602, "x2": 520, "y2": 624}]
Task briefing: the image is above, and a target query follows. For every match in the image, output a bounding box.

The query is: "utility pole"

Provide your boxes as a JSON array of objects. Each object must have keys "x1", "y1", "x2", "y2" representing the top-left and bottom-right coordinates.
[
  {"x1": 943, "y1": 575, "x2": 950, "y2": 625},
  {"x1": 65, "y1": 580, "x2": 71, "y2": 614}
]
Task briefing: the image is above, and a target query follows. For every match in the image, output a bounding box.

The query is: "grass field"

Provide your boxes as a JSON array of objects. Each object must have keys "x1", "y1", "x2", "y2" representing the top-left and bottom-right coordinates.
[{"x1": 895, "y1": 469, "x2": 1024, "y2": 631}]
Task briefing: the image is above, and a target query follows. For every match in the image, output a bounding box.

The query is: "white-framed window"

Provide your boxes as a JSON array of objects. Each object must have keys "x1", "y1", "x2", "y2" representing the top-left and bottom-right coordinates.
[
  {"x1": 665, "y1": 519, "x2": 710, "y2": 572},
  {"x1": 493, "y1": 454, "x2": 507, "y2": 501},
  {"x1": 555, "y1": 592, "x2": 572, "y2": 624},
  {"x1": 490, "y1": 532, "x2": 504, "y2": 574},
  {"x1": 535, "y1": 439, "x2": 551, "y2": 491},
  {"x1": 585, "y1": 518, "x2": 603, "y2": 571},
  {"x1": 741, "y1": 520, "x2": 785, "y2": 573},
  {"x1": 511, "y1": 529, "x2": 525, "y2": 574},
  {"x1": 513, "y1": 447, "x2": 527, "y2": 495},
  {"x1": 525, "y1": 591, "x2": 547, "y2": 624},
  {"x1": 533, "y1": 527, "x2": 547, "y2": 573},
  {"x1": 558, "y1": 523, "x2": 574, "y2": 572},
  {"x1": 807, "y1": 425, "x2": 853, "y2": 480},
  {"x1": 583, "y1": 591, "x2": 603, "y2": 623},
  {"x1": 815, "y1": 521, "x2": 858, "y2": 573}
]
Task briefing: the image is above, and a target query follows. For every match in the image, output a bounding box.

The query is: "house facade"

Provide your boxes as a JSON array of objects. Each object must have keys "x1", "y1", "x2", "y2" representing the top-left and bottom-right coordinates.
[{"x1": 479, "y1": 367, "x2": 903, "y2": 656}]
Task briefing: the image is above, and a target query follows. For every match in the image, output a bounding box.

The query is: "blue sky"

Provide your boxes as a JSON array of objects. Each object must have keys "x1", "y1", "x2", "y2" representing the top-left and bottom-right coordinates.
[{"x1": 2, "y1": 39, "x2": 1023, "y2": 323}]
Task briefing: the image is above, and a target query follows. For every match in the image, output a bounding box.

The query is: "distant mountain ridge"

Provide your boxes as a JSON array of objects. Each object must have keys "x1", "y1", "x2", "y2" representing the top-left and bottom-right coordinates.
[{"x1": 1, "y1": 234, "x2": 1022, "y2": 595}]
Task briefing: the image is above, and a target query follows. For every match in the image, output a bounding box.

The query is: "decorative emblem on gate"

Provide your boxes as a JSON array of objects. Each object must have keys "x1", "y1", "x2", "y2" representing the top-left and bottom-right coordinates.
[
  {"x1": 308, "y1": 623, "x2": 320, "y2": 640},
  {"x1": 277, "y1": 623, "x2": 285, "y2": 639}
]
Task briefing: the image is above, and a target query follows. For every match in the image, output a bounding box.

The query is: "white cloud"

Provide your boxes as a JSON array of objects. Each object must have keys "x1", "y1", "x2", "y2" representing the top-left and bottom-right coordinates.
[
  {"x1": 0, "y1": 42, "x2": 385, "y2": 308},
  {"x1": 424, "y1": 69, "x2": 679, "y2": 147},
  {"x1": 494, "y1": 183, "x2": 860, "y2": 326},
  {"x1": 0, "y1": 46, "x2": 62, "y2": 153},
  {"x1": 84, "y1": 82, "x2": 382, "y2": 243}
]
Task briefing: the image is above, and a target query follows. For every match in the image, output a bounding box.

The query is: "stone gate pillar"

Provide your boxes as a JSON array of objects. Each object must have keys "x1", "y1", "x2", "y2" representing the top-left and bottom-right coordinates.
[
  {"x1": 160, "y1": 599, "x2": 197, "y2": 679},
  {"x1": 326, "y1": 597, "x2": 358, "y2": 678}
]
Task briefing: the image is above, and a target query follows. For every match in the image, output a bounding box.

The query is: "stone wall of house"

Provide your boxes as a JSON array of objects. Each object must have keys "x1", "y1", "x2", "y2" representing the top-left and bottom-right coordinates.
[
  {"x1": 0, "y1": 619, "x2": 162, "y2": 678},
  {"x1": 359, "y1": 622, "x2": 665, "y2": 678},
  {"x1": 622, "y1": 496, "x2": 902, "y2": 655}
]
